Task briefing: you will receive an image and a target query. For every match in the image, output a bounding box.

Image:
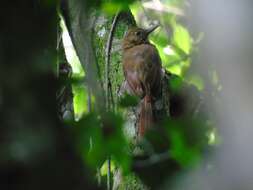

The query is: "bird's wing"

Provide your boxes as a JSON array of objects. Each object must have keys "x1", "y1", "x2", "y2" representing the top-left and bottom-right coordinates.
[
  {"x1": 138, "y1": 44, "x2": 162, "y2": 95},
  {"x1": 123, "y1": 49, "x2": 145, "y2": 97},
  {"x1": 124, "y1": 68, "x2": 144, "y2": 98}
]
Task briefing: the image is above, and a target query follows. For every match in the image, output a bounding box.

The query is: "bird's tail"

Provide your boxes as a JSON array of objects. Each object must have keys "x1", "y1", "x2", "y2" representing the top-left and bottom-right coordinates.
[{"x1": 138, "y1": 95, "x2": 153, "y2": 137}]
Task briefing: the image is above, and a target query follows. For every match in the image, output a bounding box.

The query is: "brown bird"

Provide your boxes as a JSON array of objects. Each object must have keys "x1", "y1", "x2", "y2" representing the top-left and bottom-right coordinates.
[{"x1": 122, "y1": 25, "x2": 162, "y2": 137}]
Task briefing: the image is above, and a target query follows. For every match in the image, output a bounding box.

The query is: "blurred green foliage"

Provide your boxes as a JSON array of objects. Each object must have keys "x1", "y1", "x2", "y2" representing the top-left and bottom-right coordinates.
[
  {"x1": 173, "y1": 22, "x2": 192, "y2": 55},
  {"x1": 163, "y1": 119, "x2": 209, "y2": 167},
  {"x1": 71, "y1": 112, "x2": 131, "y2": 174}
]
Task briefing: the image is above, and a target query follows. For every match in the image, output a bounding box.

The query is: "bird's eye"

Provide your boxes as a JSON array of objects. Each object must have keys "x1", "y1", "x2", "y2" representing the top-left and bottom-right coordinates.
[{"x1": 135, "y1": 31, "x2": 141, "y2": 36}]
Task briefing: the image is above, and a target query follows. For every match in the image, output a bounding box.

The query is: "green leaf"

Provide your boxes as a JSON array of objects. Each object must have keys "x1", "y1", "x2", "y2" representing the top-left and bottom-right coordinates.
[
  {"x1": 101, "y1": 0, "x2": 135, "y2": 15},
  {"x1": 150, "y1": 29, "x2": 169, "y2": 47},
  {"x1": 100, "y1": 160, "x2": 116, "y2": 176},
  {"x1": 173, "y1": 23, "x2": 192, "y2": 54},
  {"x1": 72, "y1": 84, "x2": 88, "y2": 121}
]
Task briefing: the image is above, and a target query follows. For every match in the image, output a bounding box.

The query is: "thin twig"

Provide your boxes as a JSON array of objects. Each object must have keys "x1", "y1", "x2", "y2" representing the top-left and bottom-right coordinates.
[
  {"x1": 105, "y1": 11, "x2": 121, "y2": 190},
  {"x1": 91, "y1": 18, "x2": 104, "y2": 97},
  {"x1": 105, "y1": 11, "x2": 120, "y2": 110},
  {"x1": 109, "y1": 80, "x2": 115, "y2": 112}
]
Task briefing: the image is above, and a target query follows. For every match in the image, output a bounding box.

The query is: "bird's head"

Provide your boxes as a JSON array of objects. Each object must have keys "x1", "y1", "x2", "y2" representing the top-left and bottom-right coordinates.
[{"x1": 123, "y1": 24, "x2": 159, "y2": 50}]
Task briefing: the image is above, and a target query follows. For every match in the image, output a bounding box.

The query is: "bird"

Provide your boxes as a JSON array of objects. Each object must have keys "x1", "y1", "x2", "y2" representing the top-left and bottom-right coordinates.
[{"x1": 122, "y1": 24, "x2": 162, "y2": 137}]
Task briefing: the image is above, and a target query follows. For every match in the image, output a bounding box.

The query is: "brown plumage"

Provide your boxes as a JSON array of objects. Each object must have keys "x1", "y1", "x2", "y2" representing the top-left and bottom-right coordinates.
[{"x1": 122, "y1": 25, "x2": 162, "y2": 137}]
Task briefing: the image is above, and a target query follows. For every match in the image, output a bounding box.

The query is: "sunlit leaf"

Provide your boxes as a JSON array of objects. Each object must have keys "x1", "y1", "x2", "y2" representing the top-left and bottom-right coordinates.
[
  {"x1": 72, "y1": 84, "x2": 88, "y2": 121},
  {"x1": 163, "y1": 45, "x2": 176, "y2": 56},
  {"x1": 101, "y1": 2, "x2": 122, "y2": 15},
  {"x1": 102, "y1": 0, "x2": 135, "y2": 15},
  {"x1": 100, "y1": 160, "x2": 116, "y2": 176},
  {"x1": 173, "y1": 23, "x2": 192, "y2": 54},
  {"x1": 150, "y1": 29, "x2": 168, "y2": 47},
  {"x1": 167, "y1": 64, "x2": 182, "y2": 76},
  {"x1": 129, "y1": 1, "x2": 142, "y2": 23}
]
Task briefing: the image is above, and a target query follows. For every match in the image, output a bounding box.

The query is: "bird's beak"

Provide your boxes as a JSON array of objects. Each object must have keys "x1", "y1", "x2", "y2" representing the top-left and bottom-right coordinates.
[{"x1": 145, "y1": 24, "x2": 159, "y2": 36}]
